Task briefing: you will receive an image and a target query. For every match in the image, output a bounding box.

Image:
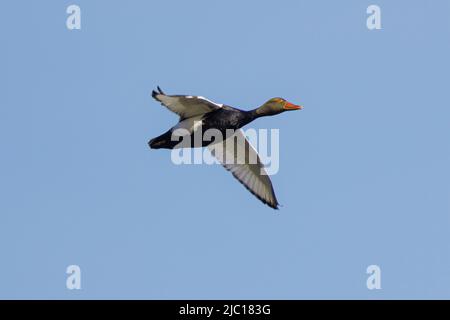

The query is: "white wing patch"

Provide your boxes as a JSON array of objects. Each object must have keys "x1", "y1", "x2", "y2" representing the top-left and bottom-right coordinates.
[
  {"x1": 172, "y1": 115, "x2": 204, "y2": 133},
  {"x1": 194, "y1": 96, "x2": 224, "y2": 108}
]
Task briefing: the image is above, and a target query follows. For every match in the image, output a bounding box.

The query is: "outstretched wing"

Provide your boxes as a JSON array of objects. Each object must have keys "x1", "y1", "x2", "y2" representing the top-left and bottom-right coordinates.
[
  {"x1": 151, "y1": 86, "x2": 222, "y2": 120},
  {"x1": 208, "y1": 129, "x2": 279, "y2": 209}
]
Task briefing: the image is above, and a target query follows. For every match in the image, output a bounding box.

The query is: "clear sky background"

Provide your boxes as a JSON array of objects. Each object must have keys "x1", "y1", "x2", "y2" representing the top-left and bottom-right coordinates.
[{"x1": 1, "y1": 0, "x2": 450, "y2": 299}]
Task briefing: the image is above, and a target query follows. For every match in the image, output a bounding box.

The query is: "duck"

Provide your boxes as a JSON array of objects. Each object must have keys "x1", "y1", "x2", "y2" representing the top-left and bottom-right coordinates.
[{"x1": 148, "y1": 87, "x2": 303, "y2": 209}]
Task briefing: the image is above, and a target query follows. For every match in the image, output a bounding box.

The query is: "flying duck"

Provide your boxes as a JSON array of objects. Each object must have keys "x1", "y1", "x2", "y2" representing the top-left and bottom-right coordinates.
[{"x1": 148, "y1": 87, "x2": 303, "y2": 209}]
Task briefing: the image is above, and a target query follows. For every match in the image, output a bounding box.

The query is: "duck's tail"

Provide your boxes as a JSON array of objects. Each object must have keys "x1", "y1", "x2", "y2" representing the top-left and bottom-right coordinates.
[{"x1": 148, "y1": 130, "x2": 178, "y2": 149}]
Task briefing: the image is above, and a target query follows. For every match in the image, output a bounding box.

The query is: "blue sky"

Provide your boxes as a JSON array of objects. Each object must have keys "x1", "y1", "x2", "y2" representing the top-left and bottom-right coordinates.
[{"x1": 1, "y1": 0, "x2": 450, "y2": 299}]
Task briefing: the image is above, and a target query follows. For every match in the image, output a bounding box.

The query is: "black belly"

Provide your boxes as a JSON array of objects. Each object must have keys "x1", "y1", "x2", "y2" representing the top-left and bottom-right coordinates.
[{"x1": 149, "y1": 108, "x2": 252, "y2": 150}]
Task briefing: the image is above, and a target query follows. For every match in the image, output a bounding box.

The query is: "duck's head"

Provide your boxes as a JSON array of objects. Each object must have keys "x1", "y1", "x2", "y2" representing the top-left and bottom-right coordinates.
[{"x1": 256, "y1": 97, "x2": 303, "y2": 117}]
